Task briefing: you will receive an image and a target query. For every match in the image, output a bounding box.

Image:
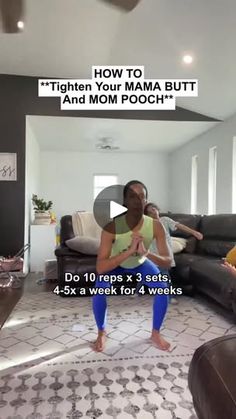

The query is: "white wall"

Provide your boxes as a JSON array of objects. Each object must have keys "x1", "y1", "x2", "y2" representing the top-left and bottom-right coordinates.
[
  {"x1": 24, "y1": 119, "x2": 41, "y2": 272},
  {"x1": 169, "y1": 112, "x2": 236, "y2": 214},
  {"x1": 40, "y1": 151, "x2": 169, "y2": 220}
]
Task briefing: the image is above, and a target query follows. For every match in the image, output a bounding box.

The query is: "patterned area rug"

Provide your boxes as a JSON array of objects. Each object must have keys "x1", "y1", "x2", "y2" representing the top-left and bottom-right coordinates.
[{"x1": 0, "y1": 291, "x2": 235, "y2": 419}]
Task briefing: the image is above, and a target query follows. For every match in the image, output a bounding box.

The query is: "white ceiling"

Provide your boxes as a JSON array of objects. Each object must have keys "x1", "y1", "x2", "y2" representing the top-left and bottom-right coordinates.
[
  {"x1": 1, "y1": 0, "x2": 235, "y2": 149},
  {"x1": 28, "y1": 115, "x2": 218, "y2": 153}
]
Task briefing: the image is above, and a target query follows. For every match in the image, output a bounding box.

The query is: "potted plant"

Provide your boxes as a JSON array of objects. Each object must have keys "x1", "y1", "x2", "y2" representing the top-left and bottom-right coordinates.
[{"x1": 32, "y1": 194, "x2": 53, "y2": 225}]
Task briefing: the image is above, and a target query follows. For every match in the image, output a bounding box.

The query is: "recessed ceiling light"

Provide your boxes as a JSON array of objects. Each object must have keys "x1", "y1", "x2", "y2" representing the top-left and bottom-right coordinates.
[
  {"x1": 17, "y1": 21, "x2": 24, "y2": 30},
  {"x1": 183, "y1": 54, "x2": 193, "y2": 64}
]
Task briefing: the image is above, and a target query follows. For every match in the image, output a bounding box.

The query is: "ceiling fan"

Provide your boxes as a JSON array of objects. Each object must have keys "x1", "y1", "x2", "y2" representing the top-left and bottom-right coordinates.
[
  {"x1": 0, "y1": 0, "x2": 141, "y2": 33},
  {"x1": 96, "y1": 137, "x2": 120, "y2": 151},
  {"x1": 99, "y1": 0, "x2": 141, "y2": 12}
]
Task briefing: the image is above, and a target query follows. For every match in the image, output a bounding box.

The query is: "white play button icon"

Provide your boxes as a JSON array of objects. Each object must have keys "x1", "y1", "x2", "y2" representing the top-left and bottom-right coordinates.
[
  {"x1": 110, "y1": 201, "x2": 127, "y2": 218},
  {"x1": 93, "y1": 184, "x2": 142, "y2": 233}
]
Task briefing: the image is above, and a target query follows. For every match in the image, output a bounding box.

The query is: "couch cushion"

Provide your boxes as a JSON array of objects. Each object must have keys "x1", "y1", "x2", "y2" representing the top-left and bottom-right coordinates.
[
  {"x1": 191, "y1": 258, "x2": 236, "y2": 309},
  {"x1": 173, "y1": 253, "x2": 205, "y2": 286},
  {"x1": 184, "y1": 236, "x2": 197, "y2": 254},
  {"x1": 231, "y1": 285, "x2": 236, "y2": 316},
  {"x1": 199, "y1": 214, "x2": 236, "y2": 240},
  {"x1": 196, "y1": 214, "x2": 236, "y2": 258},
  {"x1": 197, "y1": 239, "x2": 234, "y2": 258},
  {"x1": 174, "y1": 253, "x2": 206, "y2": 267}
]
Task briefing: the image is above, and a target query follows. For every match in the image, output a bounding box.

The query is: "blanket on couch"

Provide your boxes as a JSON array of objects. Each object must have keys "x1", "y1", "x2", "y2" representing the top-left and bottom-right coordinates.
[{"x1": 72, "y1": 211, "x2": 101, "y2": 239}]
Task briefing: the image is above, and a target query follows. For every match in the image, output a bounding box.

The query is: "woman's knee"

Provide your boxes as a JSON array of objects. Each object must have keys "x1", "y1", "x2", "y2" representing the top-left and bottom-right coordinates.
[
  {"x1": 137, "y1": 260, "x2": 160, "y2": 281},
  {"x1": 144, "y1": 259, "x2": 160, "y2": 273},
  {"x1": 144, "y1": 276, "x2": 170, "y2": 290}
]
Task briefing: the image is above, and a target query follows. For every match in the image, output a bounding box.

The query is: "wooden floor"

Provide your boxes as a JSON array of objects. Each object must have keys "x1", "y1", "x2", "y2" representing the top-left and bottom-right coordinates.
[{"x1": 0, "y1": 274, "x2": 55, "y2": 329}]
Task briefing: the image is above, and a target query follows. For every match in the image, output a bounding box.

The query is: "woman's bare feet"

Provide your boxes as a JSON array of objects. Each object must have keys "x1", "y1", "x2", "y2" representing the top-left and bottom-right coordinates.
[
  {"x1": 151, "y1": 329, "x2": 171, "y2": 351},
  {"x1": 93, "y1": 330, "x2": 106, "y2": 352}
]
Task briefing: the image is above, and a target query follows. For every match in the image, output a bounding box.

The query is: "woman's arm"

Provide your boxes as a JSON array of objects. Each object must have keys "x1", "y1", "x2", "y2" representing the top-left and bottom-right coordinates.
[
  {"x1": 176, "y1": 223, "x2": 203, "y2": 240},
  {"x1": 96, "y1": 229, "x2": 139, "y2": 274},
  {"x1": 146, "y1": 220, "x2": 172, "y2": 268}
]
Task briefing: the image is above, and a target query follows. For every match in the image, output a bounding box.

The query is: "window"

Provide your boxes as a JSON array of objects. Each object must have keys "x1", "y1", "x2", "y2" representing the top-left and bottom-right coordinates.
[
  {"x1": 208, "y1": 146, "x2": 217, "y2": 215},
  {"x1": 232, "y1": 137, "x2": 236, "y2": 213},
  {"x1": 191, "y1": 155, "x2": 198, "y2": 214},
  {"x1": 93, "y1": 174, "x2": 118, "y2": 199}
]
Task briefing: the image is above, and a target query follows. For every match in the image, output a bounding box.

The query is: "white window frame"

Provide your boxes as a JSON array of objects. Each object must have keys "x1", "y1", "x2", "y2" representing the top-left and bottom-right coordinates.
[
  {"x1": 93, "y1": 174, "x2": 118, "y2": 199},
  {"x1": 191, "y1": 155, "x2": 198, "y2": 214},
  {"x1": 208, "y1": 146, "x2": 217, "y2": 215}
]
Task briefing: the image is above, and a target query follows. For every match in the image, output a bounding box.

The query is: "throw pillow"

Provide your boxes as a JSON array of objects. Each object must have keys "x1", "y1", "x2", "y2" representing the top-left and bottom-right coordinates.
[
  {"x1": 225, "y1": 245, "x2": 236, "y2": 266},
  {"x1": 66, "y1": 236, "x2": 100, "y2": 255},
  {"x1": 171, "y1": 237, "x2": 187, "y2": 254}
]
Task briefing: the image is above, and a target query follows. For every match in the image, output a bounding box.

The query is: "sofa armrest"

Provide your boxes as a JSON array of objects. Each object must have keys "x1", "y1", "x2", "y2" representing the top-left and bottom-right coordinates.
[{"x1": 188, "y1": 335, "x2": 236, "y2": 419}]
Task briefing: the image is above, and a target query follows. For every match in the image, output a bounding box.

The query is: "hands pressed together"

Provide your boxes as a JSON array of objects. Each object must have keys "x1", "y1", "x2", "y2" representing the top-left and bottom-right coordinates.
[{"x1": 129, "y1": 232, "x2": 148, "y2": 256}]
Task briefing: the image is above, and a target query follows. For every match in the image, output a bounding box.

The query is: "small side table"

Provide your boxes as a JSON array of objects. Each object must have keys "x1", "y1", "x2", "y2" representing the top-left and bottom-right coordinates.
[{"x1": 30, "y1": 224, "x2": 56, "y2": 272}]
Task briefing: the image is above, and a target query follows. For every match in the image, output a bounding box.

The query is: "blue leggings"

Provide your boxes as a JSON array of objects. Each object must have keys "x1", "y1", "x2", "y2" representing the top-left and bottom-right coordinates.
[{"x1": 92, "y1": 259, "x2": 169, "y2": 332}]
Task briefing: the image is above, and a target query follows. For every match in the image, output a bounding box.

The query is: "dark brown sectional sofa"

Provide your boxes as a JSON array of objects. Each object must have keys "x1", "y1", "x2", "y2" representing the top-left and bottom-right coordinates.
[{"x1": 55, "y1": 213, "x2": 236, "y2": 315}]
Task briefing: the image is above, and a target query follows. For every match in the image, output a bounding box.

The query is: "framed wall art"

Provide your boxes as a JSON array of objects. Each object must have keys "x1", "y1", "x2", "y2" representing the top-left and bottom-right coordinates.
[{"x1": 0, "y1": 153, "x2": 17, "y2": 181}]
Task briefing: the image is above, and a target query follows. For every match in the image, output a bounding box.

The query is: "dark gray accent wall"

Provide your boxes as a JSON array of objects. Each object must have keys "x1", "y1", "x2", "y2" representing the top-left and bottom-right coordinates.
[{"x1": 0, "y1": 74, "x2": 220, "y2": 256}]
